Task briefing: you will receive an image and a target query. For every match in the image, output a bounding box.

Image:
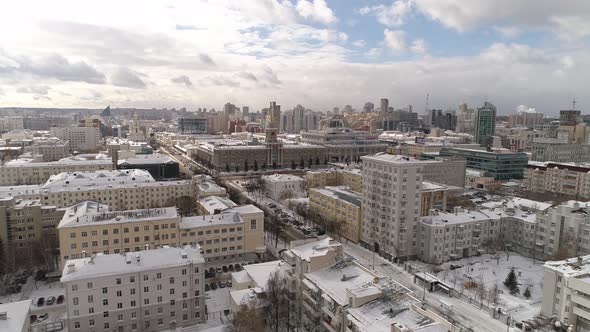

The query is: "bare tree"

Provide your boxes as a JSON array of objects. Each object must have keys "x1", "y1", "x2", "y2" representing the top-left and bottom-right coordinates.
[
  {"x1": 166, "y1": 195, "x2": 197, "y2": 216},
  {"x1": 226, "y1": 301, "x2": 266, "y2": 332},
  {"x1": 279, "y1": 189, "x2": 295, "y2": 201},
  {"x1": 265, "y1": 214, "x2": 286, "y2": 248},
  {"x1": 489, "y1": 283, "x2": 500, "y2": 305},
  {"x1": 262, "y1": 271, "x2": 290, "y2": 332}
]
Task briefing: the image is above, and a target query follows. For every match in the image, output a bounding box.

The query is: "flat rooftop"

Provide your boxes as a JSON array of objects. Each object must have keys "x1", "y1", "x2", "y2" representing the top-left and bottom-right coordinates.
[
  {"x1": 198, "y1": 196, "x2": 237, "y2": 214},
  {"x1": 180, "y1": 212, "x2": 242, "y2": 229},
  {"x1": 289, "y1": 236, "x2": 341, "y2": 262},
  {"x1": 118, "y1": 153, "x2": 176, "y2": 165},
  {"x1": 0, "y1": 300, "x2": 31, "y2": 332},
  {"x1": 310, "y1": 185, "x2": 361, "y2": 207},
  {"x1": 361, "y1": 153, "x2": 439, "y2": 165},
  {"x1": 61, "y1": 246, "x2": 205, "y2": 282}
]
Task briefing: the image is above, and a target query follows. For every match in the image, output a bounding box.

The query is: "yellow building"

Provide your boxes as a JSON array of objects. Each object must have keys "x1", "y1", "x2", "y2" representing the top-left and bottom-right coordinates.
[
  {"x1": 305, "y1": 168, "x2": 362, "y2": 192},
  {"x1": 308, "y1": 186, "x2": 361, "y2": 243},
  {"x1": 57, "y1": 201, "x2": 265, "y2": 268}
]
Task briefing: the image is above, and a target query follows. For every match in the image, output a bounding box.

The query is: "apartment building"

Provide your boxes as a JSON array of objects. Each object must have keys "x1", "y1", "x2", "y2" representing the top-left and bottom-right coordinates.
[
  {"x1": 50, "y1": 126, "x2": 101, "y2": 152},
  {"x1": 0, "y1": 169, "x2": 198, "y2": 210},
  {"x1": 524, "y1": 162, "x2": 590, "y2": 199},
  {"x1": 361, "y1": 154, "x2": 435, "y2": 261},
  {"x1": 0, "y1": 197, "x2": 65, "y2": 269},
  {"x1": 421, "y1": 156, "x2": 467, "y2": 187},
  {"x1": 420, "y1": 182, "x2": 448, "y2": 216},
  {"x1": 535, "y1": 201, "x2": 590, "y2": 260},
  {"x1": 57, "y1": 201, "x2": 265, "y2": 267},
  {"x1": 261, "y1": 173, "x2": 305, "y2": 201},
  {"x1": 0, "y1": 157, "x2": 113, "y2": 185},
  {"x1": 308, "y1": 186, "x2": 361, "y2": 243},
  {"x1": 61, "y1": 246, "x2": 205, "y2": 332},
  {"x1": 541, "y1": 256, "x2": 590, "y2": 331}
]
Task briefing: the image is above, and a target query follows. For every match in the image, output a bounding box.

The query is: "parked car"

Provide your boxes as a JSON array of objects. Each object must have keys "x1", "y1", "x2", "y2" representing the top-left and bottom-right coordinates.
[
  {"x1": 234, "y1": 264, "x2": 242, "y2": 272},
  {"x1": 38, "y1": 313, "x2": 48, "y2": 322},
  {"x1": 226, "y1": 281, "x2": 232, "y2": 287},
  {"x1": 30, "y1": 315, "x2": 37, "y2": 323},
  {"x1": 219, "y1": 282, "x2": 226, "y2": 288},
  {"x1": 56, "y1": 295, "x2": 64, "y2": 304},
  {"x1": 37, "y1": 297, "x2": 45, "y2": 307},
  {"x1": 228, "y1": 265, "x2": 235, "y2": 272},
  {"x1": 205, "y1": 284, "x2": 211, "y2": 292},
  {"x1": 46, "y1": 296, "x2": 56, "y2": 305},
  {"x1": 222, "y1": 266, "x2": 228, "y2": 273},
  {"x1": 216, "y1": 267, "x2": 222, "y2": 273},
  {"x1": 210, "y1": 283, "x2": 218, "y2": 290}
]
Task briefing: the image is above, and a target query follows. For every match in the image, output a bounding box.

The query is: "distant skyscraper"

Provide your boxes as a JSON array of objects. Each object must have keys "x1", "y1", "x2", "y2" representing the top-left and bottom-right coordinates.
[
  {"x1": 343, "y1": 105, "x2": 353, "y2": 113},
  {"x1": 269, "y1": 101, "x2": 281, "y2": 129},
  {"x1": 363, "y1": 102, "x2": 374, "y2": 113},
  {"x1": 380, "y1": 98, "x2": 389, "y2": 113},
  {"x1": 242, "y1": 106, "x2": 249, "y2": 116},
  {"x1": 474, "y1": 102, "x2": 497, "y2": 145}
]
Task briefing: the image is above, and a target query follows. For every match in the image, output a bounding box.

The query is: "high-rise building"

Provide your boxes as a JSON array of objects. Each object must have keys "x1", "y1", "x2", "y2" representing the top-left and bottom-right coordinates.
[
  {"x1": 360, "y1": 154, "x2": 437, "y2": 261},
  {"x1": 268, "y1": 101, "x2": 281, "y2": 129},
  {"x1": 560, "y1": 109, "x2": 581, "y2": 126},
  {"x1": 380, "y1": 99, "x2": 389, "y2": 115},
  {"x1": 362, "y1": 102, "x2": 374, "y2": 113},
  {"x1": 456, "y1": 103, "x2": 475, "y2": 134},
  {"x1": 474, "y1": 102, "x2": 497, "y2": 145},
  {"x1": 50, "y1": 126, "x2": 101, "y2": 152},
  {"x1": 177, "y1": 118, "x2": 208, "y2": 134}
]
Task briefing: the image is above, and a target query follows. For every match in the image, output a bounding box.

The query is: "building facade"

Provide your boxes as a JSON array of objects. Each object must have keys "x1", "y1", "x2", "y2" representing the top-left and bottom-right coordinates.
[
  {"x1": 261, "y1": 174, "x2": 305, "y2": 201},
  {"x1": 0, "y1": 158, "x2": 113, "y2": 186},
  {"x1": 531, "y1": 138, "x2": 590, "y2": 163},
  {"x1": 473, "y1": 102, "x2": 497, "y2": 145},
  {"x1": 50, "y1": 126, "x2": 101, "y2": 152},
  {"x1": 524, "y1": 162, "x2": 590, "y2": 199},
  {"x1": 308, "y1": 186, "x2": 362, "y2": 243},
  {"x1": 439, "y1": 147, "x2": 528, "y2": 180},
  {"x1": 61, "y1": 246, "x2": 205, "y2": 332}
]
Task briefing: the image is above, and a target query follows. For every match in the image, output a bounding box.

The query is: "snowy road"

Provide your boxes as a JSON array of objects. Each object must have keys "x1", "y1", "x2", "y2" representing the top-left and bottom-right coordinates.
[{"x1": 343, "y1": 243, "x2": 510, "y2": 332}]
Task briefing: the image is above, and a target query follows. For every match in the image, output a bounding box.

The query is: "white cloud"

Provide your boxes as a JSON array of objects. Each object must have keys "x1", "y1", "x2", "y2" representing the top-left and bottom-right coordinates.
[
  {"x1": 111, "y1": 67, "x2": 147, "y2": 89},
  {"x1": 171, "y1": 75, "x2": 193, "y2": 86},
  {"x1": 549, "y1": 16, "x2": 590, "y2": 41},
  {"x1": 296, "y1": 0, "x2": 337, "y2": 25},
  {"x1": 384, "y1": 29, "x2": 407, "y2": 52},
  {"x1": 352, "y1": 40, "x2": 367, "y2": 48},
  {"x1": 493, "y1": 26, "x2": 521, "y2": 39},
  {"x1": 17, "y1": 85, "x2": 51, "y2": 95},
  {"x1": 410, "y1": 39, "x2": 428, "y2": 55},
  {"x1": 359, "y1": 1, "x2": 413, "y2": 27}
]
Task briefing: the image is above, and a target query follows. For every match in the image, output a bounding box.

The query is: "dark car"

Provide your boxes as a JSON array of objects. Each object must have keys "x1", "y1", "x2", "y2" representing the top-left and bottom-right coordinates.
[
  {"x1": 56, "y1": 295, "x2": 64, "y2": 304},
  {"x1": 37, "y1": 297, "x2": 45, "y2": 306},
  {"x1": 38, "y1": 313, "x2": 48, "y2": 322},
  {"x1": 234, "y1": 264, "x2": 242, "y2": 272},
  {"x1": 228, "y1": 265, "x2": 235, "y2": 272},
  {"x1": 46, "y1": 296, "x2": 56, "y2": 305},
  {"x1": 210, "y1": 283, "x2": 218, "y2": 290},
  {"x1": 30, "y1": 315, "x2": 37, "y2": 323},
  {"x1": 222, "y1": 266, "x2": 229, "y2": 273},
  {"x1": 205, "y1": 284, "x2": 211, "y2": 291}
]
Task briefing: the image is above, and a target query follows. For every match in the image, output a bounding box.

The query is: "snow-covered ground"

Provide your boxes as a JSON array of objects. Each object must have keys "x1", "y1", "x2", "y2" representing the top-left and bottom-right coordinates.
[
  {"x1": 205, "y1": 287, "x2": 231, "y2": 322},
  {"x1": 424, "y1": 253, "x2": 544, "y2": 322}
]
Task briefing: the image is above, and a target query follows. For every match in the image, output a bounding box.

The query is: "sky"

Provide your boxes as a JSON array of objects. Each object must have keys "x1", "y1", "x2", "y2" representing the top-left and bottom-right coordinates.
[{"x1": 0, "y1": 0, "x2": 588, "y2": 115}]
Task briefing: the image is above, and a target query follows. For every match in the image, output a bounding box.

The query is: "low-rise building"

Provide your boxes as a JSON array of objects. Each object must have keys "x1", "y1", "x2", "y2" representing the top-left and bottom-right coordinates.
[
  {"x1": 0, "y1": 300, "x2": 31, "y2": 332},
  {"x1": 61, "y1": 246, "x2": 206, "y2": 332},
  {"x1": 439, "y1": 147, "x2": 528, "y2": 180},
  {"x1": 305, "y1": 169, "x2": 362, "y2": 192},
  {"x1": 0, "y1": 169, "x2": 197, "y2": 210},
  {"x1": 464, "y1": 168, "x2": 502, "y2": 190},
  {"x1": 0, "y1": 156, "x2": 113, "y2": 185},
  {"x1": 262, "y1": 174, "x2": 305, "y2": 201},
  {"x1": 57, "y1": 201, "x2": 265, "y2": 267},
  {"x1": 531, "y1": 138, "x2": 590, "y2": 163},
  {"x1": 117, "y1": 153, "x2": 180, "y2": 179},
  {"x1": 308, "y1": 186, "x2": 362, "y2": 243},
  {"x1": 196, "y1": 196, "x2": 237, "y2": 215},
  {"x1": 541, "y1": 255, "x2": 590, "y2": 331},
  {"x1": 23, "y1": 138, "x2": 70, "y2": 161}
]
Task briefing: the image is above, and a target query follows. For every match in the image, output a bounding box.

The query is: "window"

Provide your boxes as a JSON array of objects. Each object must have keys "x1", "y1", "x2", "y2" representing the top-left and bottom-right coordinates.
[
  {"x1": 103, "y1": 299, "x2": 108, "y2": 306},
  {"x1": 251, "y1": 220, "x2": 257, "y2": 230},
  {"x1": 81, "y1": 232, "x2": 87, "y2": 237},
  {"x1": 88, "y1": 295, "x2": 94, "y2": 303},
  {"x1": 130, "y1": 276, "x2": 135, "y2": 283},
  {"x1": 89, "y1": 319, "x2": 94, "y2": 326},
  {"x1": 74, "y1": 322, "x2": 80, "y2": 329},
  {"x1": 130, "y1": 288, "x2": 136, "y2": 295},
  {"x1": 72, "y1": 284, "x2": 78, "y2": 291},
  {"x1": 170, "y1": 277, "x2": 175, "y2": 284},
  {"x1": 116, "y1": 278, "x2": 121, "y2": 285},
  {"x1": 118, "y1": 314, "x2": 123, "y2": 321},
  {"x1": 89, "y1": 308, "x2": 94, "y2": 314},
  {"x1": 117, "y1": 303, "x2": 123, "y2": 309},
  {"x1": 73, "y1": 297, "x2": 79, "y2": 305},
  {"x1": 103, "y1": 311, "x2": 109, "y2": 318},
  {"x1": 131, "y1": 300, "x2": 136, "y2": 307},
  {"x1": 104, "y1": 323, "x2": 110, "y2": 329},
  {"x1": 170, "y1": 288, "x2": 175, "y2": 295},
  {"x1": 144, "y1": 286, "x2": 149, "y2": 293},
  {"x1": 70, "y1": 232, "x2": 76, "y2": 238},
  {"x1": 87, "y1": 282, "x2": 93, "y2": 289},
  {"x1": 182, "y1": 269, "x2": 187, "y2": 275},
  {"x1": 102, "y1": 230, "x2": 108, "y2": 235},
  {"x1": 102, "y1": 287, "x2": 108, "y2": 294},
  {"x1": 144, "y1": 310, "x2": 150, "y2": 317},
  {"x1": 117, "y1": 290, "x2": 122, "y2": 297},
  {"x1": 156, "y1": 272, "x2": 162, "y2": 279}
]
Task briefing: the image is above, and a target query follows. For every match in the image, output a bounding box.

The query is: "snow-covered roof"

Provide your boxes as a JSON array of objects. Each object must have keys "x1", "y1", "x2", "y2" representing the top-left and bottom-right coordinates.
[
  {"x1": 361, "y1": 153, "x2": 438, "y2": 165},
  {"x1": 421, "y1": 181, "x2": 447, "y2": 191},
  {"x1": 242, "y1": 261, "x2": 286, "y2": 289},
  {"x1": 262, "y1": 173, "x2": 304, "y2": 183},
  {"x1": 198, "y1": 196, "x2": 237, "y2": 214},
  {"x1": 544, "y1": 255, "x2": 590, "y2": 279},
  {"x1": 0, "y1": 300, "x2": 31, "y2": 332},
  {"x1": 289, "y1": 236, "x2": 340, "y2": 262},
  {"x1": 347, "y1": 296, "x2": 446, "y2": 332},
  {"x1": 421, "y1": 210, "x2": 495, "y2": 226},
  {"x1": 310, "y1": 185, "x2": 361, "y2": 207},
  {"x1": 58, "y1": 202, "x2": 176, "y2": 229},
  {"x1": 231, "y1": 270, "x2": 252, "y2": 284},
  {"x1": 61, "y1": 246, "x2": 204, "y2": 282},
  {"x1": 118, "y1": 153, "x2": 176, "y2": 165},
  {"x1": 229, "y1": 287, "x2": 263, "y2": 308},
  {"x1": 305, "y1": 261, "x2": 379, "y2": 306},
  {"x1": 180, "y1": 212, "x2": 242, "y2": 229},
  {"x1": 2, "y1": 157, "x2": 112, "y2": 168}
]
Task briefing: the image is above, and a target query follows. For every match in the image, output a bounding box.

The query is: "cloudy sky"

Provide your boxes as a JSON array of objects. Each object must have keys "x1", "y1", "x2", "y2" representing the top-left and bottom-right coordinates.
[{"x1": 0, "y1": 0, "x2": 588, "y2": 114}]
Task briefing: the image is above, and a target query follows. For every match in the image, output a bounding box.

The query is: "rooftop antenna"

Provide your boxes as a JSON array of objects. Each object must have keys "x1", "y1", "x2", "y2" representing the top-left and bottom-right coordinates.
[{"x1": 573, "y1": 97, "x2": 577, "y2": 110}]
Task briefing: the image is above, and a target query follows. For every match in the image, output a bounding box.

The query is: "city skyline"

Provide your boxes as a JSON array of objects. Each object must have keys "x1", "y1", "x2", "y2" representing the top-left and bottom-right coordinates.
[{"x1": 0, "y1": 0, "x2": 587, "y2": 114}]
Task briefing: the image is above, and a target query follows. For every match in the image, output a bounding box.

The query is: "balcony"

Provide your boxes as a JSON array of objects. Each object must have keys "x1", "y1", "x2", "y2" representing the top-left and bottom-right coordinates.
[
  {"x1": 574, "y1": 305, "x2": 590, "y2": 321},
  {"x1": 303, "y1": 298, "x2": 320, "y2": 315},
  {"x1": 572, "y1": 294, "x2": 590, "y2": 309},
  {"x1": 322, "y1": 317, "x2": 339, "y2": 332}
]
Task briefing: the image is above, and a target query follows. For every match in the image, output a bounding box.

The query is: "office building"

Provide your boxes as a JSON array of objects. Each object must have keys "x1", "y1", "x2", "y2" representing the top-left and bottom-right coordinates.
[
  {"x1": 473, "y1": 102, "x2": 497, "y2": 145},
  {"x1": 439, "y1": 147, "x2": 528, "y2": 180},
  {"x1": 361, "y1": 154, "x2": 435, "y2": 261},
  {"x1": 0, "y1": 116, "x2": 24, "y2": 132},
  {"x1": 308, "y1": 186, "x2": 362, "y2": 243},
  {"x1": 531, "y1": 138, "x2": 590, "y2": 163},
  {"x1": 177, "y1": 118, "x2": 208, "y2": 135},
  {"x1": 508, "y1": 109, "x2": 544, "y2": 128},
  {"x1": 61, "y1": 246, "x2": 205, "y2": 332},
  {"x1": 456, "y1": 103, "x2": 475, "y2": 134},
  {"x1": 23, "y1": 138, "x2": 70, "y2": 162},
  {"x1": 50, "y1": 126, "x2": 101, "y2": 152}
]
